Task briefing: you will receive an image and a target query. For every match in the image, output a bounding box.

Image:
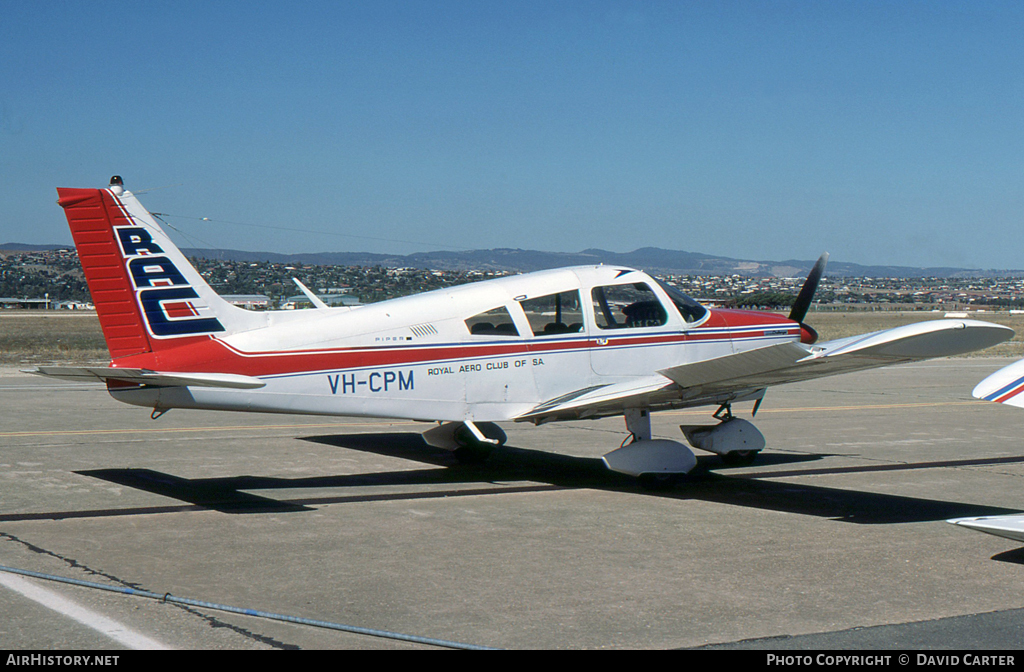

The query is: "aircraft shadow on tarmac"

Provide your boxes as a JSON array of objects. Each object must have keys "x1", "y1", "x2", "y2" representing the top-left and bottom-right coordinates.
[
  {"x1": 992, "y1": 548, "x2": 1024, "y2": 565},
  {"x1": 44, "y1": 432, "x2": 1024, "y2": 525}
]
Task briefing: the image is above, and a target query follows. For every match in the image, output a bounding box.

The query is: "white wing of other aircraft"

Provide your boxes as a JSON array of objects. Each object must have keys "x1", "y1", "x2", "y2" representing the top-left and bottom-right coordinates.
[
  {"x1": 945, "y1": 359, "x2": 1024, "y2": 542},
  {"x1": 972, "y1": 358, "x2": 1024, "y2": 409},
  {"x1": 949, "y1": 515, "x2": 1024, "y2": 543},
  {"x1": 28, "y1": 177, "x2": 1015, "y2": 487}
]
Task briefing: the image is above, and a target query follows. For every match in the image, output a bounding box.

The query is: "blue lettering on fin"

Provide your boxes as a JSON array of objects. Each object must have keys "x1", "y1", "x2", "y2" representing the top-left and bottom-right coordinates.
[
  {"x1": 116, "y1": 227, "x2": 165, "y2": 256},
  {"x1": 129, "y1": 256, "x2": 188, "y2": 288},
  {"x1": 114, "y1": 226, "x2": 224, "y2": 337},
  {"x1": 139, "y1": 287, "x2": 225, "y2": 336}
]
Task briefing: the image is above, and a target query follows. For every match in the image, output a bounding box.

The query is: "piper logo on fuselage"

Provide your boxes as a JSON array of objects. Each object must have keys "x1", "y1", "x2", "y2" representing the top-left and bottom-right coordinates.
[{"x1": 114, "y1": 226, "x2": 225, "y2": 337}]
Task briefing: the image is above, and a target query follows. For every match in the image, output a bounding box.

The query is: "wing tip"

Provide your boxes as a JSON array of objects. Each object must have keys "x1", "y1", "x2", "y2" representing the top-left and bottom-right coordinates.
[{"x1": 948, "y1": 514, "x2": 1024, "y2": 542}]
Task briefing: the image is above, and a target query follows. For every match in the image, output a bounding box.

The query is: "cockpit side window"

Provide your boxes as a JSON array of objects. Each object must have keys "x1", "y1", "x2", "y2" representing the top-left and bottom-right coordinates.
[
  {"x1": 465, "y1": 306, "x2": 520, "y2": 337},
  {"x1": 654, "y1": 278, "x2": 708, "y2": 324},
  {"x1": 591, "y1": 283, "x2": 668, "y2": 330},
  {"x1": 518, "y1": 290, "x2": 584, "y2": 336}
]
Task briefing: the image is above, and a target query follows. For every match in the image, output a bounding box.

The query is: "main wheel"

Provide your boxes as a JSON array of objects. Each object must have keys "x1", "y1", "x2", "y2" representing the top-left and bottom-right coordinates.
[
  {"x1": 721, "y1": 450, "x2": 759, "y2": 466},
  {"x1": 638, "y1": 472, "x2": 683, "y2": 490}
]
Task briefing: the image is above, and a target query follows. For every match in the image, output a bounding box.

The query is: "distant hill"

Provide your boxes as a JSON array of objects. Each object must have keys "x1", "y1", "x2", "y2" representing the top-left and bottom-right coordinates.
[
  {"x1": 5, "y1": 242, "x2": 1022, "y2": 278},
  {"x1": 178, "y1": 246, "x2": 1024, "y2": 279},
  {"x1": 0, "y1": 243, "x2": 72, "y2": 252}
]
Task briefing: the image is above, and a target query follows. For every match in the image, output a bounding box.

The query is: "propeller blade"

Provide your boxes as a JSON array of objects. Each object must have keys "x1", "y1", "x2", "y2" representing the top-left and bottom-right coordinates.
[{"x1": 789, "y1": 252, "x2": 829, "y2": 324}]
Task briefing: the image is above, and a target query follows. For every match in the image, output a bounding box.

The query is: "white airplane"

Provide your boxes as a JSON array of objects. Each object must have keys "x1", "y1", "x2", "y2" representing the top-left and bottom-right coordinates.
[
  {"x1": 972, "y1": 358, "x2": 1024, "y2": 410},
  {"x1": 29, "y1": 177, "x2": 1015, "y2": 486},
  {"x1": 947, "y1": 359, "x2": 1024, "y2": 542}
]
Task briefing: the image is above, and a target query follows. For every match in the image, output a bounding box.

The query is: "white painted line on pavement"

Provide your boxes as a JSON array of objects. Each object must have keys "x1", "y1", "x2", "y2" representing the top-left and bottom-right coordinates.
[{"x1": 0, "y1": 572, "x2": 171, "y2": 649}]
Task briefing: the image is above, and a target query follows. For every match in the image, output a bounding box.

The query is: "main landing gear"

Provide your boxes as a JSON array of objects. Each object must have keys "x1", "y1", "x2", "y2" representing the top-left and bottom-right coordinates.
[
  {"x1": 680, "y1": 404, "x2": 766, "y2": 467},
  {"x1": 422, "y1": 421, "x2": 507, "y2": 464},
  {"x1": 601, "y1": 408, "x2": 698, "y2": 489},
  {"x1": 602, "y1": 403, "x2": 768, "y2": 489},
  {"x1": 422, "y1": 403, "x2": 767, "y2": 487}
]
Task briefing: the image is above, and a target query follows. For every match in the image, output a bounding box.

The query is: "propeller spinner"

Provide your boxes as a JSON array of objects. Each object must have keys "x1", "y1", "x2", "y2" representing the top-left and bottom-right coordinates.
[{"x1": 789, "y1": 252, "x2": 829, "y2": 344}]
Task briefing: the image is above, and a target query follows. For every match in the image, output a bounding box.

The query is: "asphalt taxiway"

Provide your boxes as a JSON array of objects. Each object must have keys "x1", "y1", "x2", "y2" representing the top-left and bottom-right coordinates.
[{"x1": 2, "y1": 358, "x2": 1024, "y2": 650}]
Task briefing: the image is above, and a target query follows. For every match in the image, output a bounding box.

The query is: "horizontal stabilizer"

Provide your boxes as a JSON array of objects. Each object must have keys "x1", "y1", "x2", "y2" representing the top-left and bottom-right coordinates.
[
  {"x1": 948, "y1": 515, "x2": 1024, "y2": 543},
  {"x1": 972, "y1": 359, "x2": 1024, "y2": 408},
  {"x1": 25, "y1": 366, "x2": 265, "y2": 389}
]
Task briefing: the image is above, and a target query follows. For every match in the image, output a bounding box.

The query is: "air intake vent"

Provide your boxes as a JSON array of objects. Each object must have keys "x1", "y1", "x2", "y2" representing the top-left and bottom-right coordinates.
[{"x1": 410, "y1": 324, "x2": 438, "y2": 338}]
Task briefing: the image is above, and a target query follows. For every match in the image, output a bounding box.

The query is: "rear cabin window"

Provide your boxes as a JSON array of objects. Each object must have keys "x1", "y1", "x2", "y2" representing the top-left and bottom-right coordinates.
[
  {"x1": 465, "y1": 306, "x2": 520, "y2": 337},
  {"x1": 518, "y1": 291, "x2": 584, "y2": 336},
  {"x1": 591, "y1": 283, "x2": 668, "y2": 330}
]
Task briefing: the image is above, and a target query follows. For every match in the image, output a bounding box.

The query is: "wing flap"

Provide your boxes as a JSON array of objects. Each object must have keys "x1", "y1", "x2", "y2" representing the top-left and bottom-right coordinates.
[
  {"x1": 658, "y1": 342, "x2": 810, "y2": 391},
  {"x1": 516, "y1": 375, "x2": 678, "y2": 423},
  {"x1": 25, "y1": 366, "x2": 266, "y2": 389}
]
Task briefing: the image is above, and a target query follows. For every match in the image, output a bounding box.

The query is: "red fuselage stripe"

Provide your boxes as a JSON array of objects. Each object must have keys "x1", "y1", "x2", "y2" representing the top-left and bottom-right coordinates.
[{"x1": 114, "y1": 326, "x2": 799, "y2": 377}]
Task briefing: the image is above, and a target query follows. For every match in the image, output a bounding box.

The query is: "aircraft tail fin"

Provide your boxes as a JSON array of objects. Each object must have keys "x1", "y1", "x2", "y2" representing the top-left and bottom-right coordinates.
[{"x1": 56, "y1": 177, "x2": 265, "y2": 359}]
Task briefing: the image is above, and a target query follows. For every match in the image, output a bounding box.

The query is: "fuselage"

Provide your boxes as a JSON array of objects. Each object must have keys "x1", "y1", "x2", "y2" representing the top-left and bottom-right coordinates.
[{"x1": 108, "y1": 265, "x2": 803, "y2": 421}]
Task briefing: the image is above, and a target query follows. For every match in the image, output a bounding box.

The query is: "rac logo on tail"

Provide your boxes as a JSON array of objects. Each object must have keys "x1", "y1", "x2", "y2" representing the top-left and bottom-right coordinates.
[{"x1": 115, "y1": 227, "x2": 225, "y2": 337}]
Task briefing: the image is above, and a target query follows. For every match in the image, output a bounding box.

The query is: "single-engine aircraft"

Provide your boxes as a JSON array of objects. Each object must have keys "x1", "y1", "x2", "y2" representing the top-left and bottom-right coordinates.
[
  {"x1": 947, "y1": 358, "x2": 1024, "y2": 541},
  {"x1": 30, "y1": 177, "x2": 1014, "y2": 485}
]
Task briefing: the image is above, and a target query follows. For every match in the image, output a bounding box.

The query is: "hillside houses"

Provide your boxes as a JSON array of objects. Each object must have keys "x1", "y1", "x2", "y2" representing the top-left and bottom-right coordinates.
[{"x1": 4, "y1": 247, "x2": 1024, "y2": 312}]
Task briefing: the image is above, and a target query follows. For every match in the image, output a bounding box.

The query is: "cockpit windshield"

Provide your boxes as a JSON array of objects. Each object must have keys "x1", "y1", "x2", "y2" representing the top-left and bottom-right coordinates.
[{"x1": 654, "y1": 279, "x2": 708, "y2": 324}]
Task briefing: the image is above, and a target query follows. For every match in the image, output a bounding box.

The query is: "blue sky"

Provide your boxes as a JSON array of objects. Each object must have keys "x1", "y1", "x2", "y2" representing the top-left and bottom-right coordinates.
[{"x1": 1, "y1": 1, "x2": 1022, "y2": 269}]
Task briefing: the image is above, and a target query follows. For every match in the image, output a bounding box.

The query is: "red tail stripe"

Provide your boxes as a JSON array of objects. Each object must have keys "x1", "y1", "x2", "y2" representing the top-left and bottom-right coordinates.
[{"x1": 57, "y1": 188, "x2": 152, "y2": 359}]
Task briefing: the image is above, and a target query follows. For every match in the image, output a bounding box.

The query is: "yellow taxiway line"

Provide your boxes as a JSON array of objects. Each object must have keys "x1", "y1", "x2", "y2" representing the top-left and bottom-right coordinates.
[{"x1": 0, "y1": 400, "x2": 981, "y2": 438}]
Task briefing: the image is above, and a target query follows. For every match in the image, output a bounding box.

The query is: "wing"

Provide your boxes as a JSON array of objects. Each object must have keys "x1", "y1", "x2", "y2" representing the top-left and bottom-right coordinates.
[
  {"x1": 660, "y1": 319, "x2": 1012, "y2": 400},
  {"x1": 25, "y1": 366, "x2": 265, "y2": 389},
  {"x1": 972, "y1": 358, "x2": 1024, "y2": 408},
  {"x1": 517, "y1": 319, "x2": 1012, "y2": 424},
  {"x1": 949, "y1": 515, "x2": 1024, "y2": 543}
]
